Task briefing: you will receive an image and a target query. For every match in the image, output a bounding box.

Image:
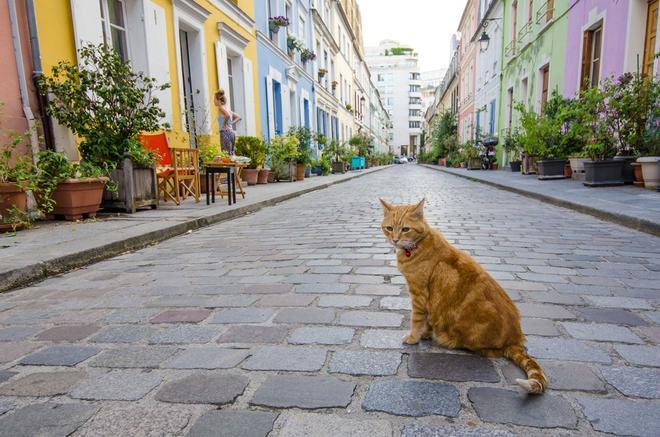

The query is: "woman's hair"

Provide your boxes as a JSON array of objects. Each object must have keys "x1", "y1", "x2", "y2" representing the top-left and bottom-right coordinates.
[{"x1": 215, "y1": 89, "x2": 226, "y2": 105}]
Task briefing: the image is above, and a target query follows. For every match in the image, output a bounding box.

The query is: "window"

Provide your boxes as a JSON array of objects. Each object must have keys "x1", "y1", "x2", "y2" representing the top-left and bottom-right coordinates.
[
  {"x1": 100, "y1": 0, "x2": 128, "y2": 61},
  {"x1": 643, "y1": 0, "x2": 659, "y2": 77},
  {"x1": 226, "y1": 57, "x2": 235, "y2": 110},
  {"x1": 546, "y1": 0, "x2": 554, "y2": 22},
  {"x1": 409, "y1": 85, "x2": 420, "y2": 93},
  {"x1": 409, "y1": 121, "x2": 421, "y2": 128},
  {"x1": 527, "y1": 0, "x2": 533, "y2": 24},
  {"x1": 409, "y1": 109, "x2": 420, "y2": 117},
  {"x1": 507, "y1": 87, "x2": 514, "y2": 129},
  {"x1": 580, "y1": 23, "x2": 602, "y2": 89},
  {"x1": 377, "y1": 74, "x2": 384, "y2": 82},
  {"x1": 511, "y1": 1, "x2": 518, "y2": 53},
  {"x1": 521, "y1": 77, "x2": 528, "y2": 105},
  {"x1": 540, "y1": 65, "x2": 550, "y2": 114}
]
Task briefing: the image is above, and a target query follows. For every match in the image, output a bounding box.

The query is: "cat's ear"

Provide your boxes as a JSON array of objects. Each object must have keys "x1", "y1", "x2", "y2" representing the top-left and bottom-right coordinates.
[
  {"x1": 379, "y1": 197, "x2": 393, "y2": 212},
  {"x1": 411, "y1": 198, "x2": 426, "y2": 218}
]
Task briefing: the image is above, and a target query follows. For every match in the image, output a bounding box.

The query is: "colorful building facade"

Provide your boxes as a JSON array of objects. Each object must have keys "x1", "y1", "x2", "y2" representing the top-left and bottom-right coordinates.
[
  {"x1": 33, "y1": 0, "x2": 260, "y2": 153},
  {"x1": 457, "y1": 0, "x2": 478, "y2": 143}
]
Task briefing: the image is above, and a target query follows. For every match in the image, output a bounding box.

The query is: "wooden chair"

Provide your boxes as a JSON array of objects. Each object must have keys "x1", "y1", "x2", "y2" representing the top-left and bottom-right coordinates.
[{"x1": 139, "y1": 133, "x2": 200, "y2": 205}]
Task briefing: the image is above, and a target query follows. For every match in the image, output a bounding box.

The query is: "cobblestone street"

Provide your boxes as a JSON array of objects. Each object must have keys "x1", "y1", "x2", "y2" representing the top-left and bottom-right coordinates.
[{"x1": 0, "y1": 165, "x2": 658, "y2": 436}]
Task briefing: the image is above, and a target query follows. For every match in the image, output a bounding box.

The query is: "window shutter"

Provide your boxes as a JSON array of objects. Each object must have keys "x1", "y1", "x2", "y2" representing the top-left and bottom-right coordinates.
[
  {"x1": 215, "y1": 42, "x2": 231, "y2": 109},
  {"x1": 143, "y1": 1, "x2": 172, "y2": 126},
  {"x1": 69, "y1": 0, "x2": 104, "y2": 61},
  {"x1": 266, "y1": 76, "x2": 275, "y2": 141},
  {"x1": 282, "y1": 84, "x2": 291, "y2": 132},
  {"x1": 580, "y1": 31, "x2": 592, "y2": 90},
  {"x1": 242, "y1": 58, "x2": 256, "y2": 136}
]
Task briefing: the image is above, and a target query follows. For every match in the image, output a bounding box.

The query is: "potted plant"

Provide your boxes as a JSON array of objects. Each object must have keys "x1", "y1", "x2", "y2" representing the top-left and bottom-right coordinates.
[
  {"x1": 318, "y1": 68, "x2": 328, "y2": 79},
  {"x1": 502, "y1": 129, "x2": 522, "y2": 172},
  {"x1": 326, "y1": 140, "x2": 346, "y2": 174},
  {"x1": 34, "y1": 150, "x2": 109, "y2": 221},
  {"x1": 319, "y1": 154, "x2": 331, "y2": 176},
  {"x1": 269, "y1": 16, "x2": 289, "y2": 34},
  {"x1": 235, "y1": 136, "x2": 266, "y2": 185},
  {"x1": 300, "y1": 48, "x2": 316, "y2": 64},
  {"x1": 599, "y1": 73, "x2": 660, "y2": 189},
  {"x1": 516, "y1": 94, "x2": 570, "y2": 180},
  {"x1": 0, "y1": 129, "x2": 33, "y2": 232},
  {"x1": 345, "y1": 104, "x2": 354, "y2": 114},
  {"x1": 289, "y1": 127, "x2": 312, "y2": 181},
  {"x1": 39, "y1": 44, "x2": 166, "y2": 213},
  {"x1": 331, "y1": 80, "x2": 338, "y2": 91},
  {"x1": 462, "y1": 141, "x2": 481, "y2": 170},
  {"x1": 287, "y1": 34, "x2": 301, "y2": 56},
  {"x1": 269, "y1": 134, "x2": 299, "y2": 181}
]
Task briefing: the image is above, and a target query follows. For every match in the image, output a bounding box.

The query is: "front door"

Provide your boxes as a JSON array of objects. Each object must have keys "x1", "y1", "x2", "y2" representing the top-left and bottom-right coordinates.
[{"x1": 179, "y1": 29, "x2": 196, "y2": 148}]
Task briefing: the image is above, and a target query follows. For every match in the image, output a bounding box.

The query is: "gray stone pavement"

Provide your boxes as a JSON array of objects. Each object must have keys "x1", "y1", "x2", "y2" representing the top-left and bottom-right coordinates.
[
  {"x1": 0, "y1": 167, "x2": 384, "y2": 292},
  {"x1": 0, "y1": 164, "x2": 658, "y2": 436},
  {"x1": 427, "y1": 165, "x2": 660, "y2": 236}
]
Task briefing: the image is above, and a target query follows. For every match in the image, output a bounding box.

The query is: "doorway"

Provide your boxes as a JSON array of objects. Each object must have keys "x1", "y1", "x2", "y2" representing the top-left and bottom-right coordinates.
[{"x1": 179, "y1": 29, "x2": 196, "y2": 148}]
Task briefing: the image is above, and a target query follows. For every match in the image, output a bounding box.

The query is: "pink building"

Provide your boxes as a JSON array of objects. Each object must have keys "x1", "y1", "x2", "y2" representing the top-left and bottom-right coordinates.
[
  {"x1": 564, "y1": 0, "x2": 659, "y2": 98},
  {"x1": 0, "y1": 0, "x2": 44, "y2": 161},
  {"x1": 457, "y1": 0, "x2": 479, "y2": 144}
]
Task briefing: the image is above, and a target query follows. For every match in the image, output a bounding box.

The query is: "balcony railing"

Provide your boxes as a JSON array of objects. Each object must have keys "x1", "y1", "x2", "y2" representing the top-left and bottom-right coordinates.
[
  {"x1": 517, "y1": 21, "x2": 532, "y2": 46},
  {"x1": 536, "y1": 0, "x2": 554, "y2": 25},
  {"x1": 504, "y1": 40, "x2": 516, "y2": 59}
]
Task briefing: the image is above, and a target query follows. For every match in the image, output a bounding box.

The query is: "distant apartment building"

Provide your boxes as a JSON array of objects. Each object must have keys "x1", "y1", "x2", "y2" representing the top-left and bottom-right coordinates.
[{"x1": 366, "y1": 40, "x2": 422, "y2": 157}]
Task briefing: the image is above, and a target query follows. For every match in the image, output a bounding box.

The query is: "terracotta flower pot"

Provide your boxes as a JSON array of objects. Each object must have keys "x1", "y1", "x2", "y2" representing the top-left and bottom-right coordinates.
[
  {"x1": 631, "y1": 162, "x2": 644, "y2": 187},
  {"x1": 267, "y1": 171, "x2": 276, "y2": 183},
  {"x1": 296, "y1": 163, "x2": 306, "y2": 181},
  {"x1": 637, "y1": 157, "x2": 660, "y2": 190},
  {"x1": 257, "y1": 169, "x2": 270, "y2": 184},
  {"x1": 564, "y1": 163, "x2": 573, "y2": 178},
  {"x1": 0, "y1": 181, "x2": 28, "y2": 220},
  {"x1": 242, "y1": 168, "x2": 259, "y2": 185},
  {"x1": 50, "y1": 178, "x2": 108, "y2": 221}
]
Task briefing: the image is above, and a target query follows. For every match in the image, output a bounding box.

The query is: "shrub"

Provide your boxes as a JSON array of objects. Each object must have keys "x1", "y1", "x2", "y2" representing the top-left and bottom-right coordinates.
[{"x1": 235, "y1": 136, "x2": 267, "y2": 169}]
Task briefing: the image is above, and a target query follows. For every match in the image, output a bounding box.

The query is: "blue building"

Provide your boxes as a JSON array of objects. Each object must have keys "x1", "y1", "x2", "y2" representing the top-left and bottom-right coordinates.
[{"x1": 256, "y1": 0, "x2": 315, "y2": 143}]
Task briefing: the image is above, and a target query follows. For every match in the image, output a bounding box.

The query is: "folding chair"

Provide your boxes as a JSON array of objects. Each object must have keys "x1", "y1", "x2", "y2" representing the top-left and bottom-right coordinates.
[
  {"x1": 139, "y1": 133, "x2": 177, "y2": 204},
  {"x1": 170, "y1": 147, "x2": 201, "y2": 203}
]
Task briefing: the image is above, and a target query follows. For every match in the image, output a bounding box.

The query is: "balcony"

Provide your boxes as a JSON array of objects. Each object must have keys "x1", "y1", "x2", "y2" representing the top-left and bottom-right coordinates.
[
  {"x1": 536, "y1": 1, "x2": 554, "y2": 26},
  {"x1": 518, "y1": 21, "x2": 533, "y2": 47},
  {"x1": 504, "y1": 40, "x2": 516, "y2": 59}
]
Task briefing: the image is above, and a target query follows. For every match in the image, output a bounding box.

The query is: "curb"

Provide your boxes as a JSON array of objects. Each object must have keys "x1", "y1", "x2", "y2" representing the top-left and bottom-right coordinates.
[
  {"x1": 421, "y1": 164, "x2": 660, "y2": 238},
  {"x1": 1, "y1": 167, "x2": 388, "y2": 293}
]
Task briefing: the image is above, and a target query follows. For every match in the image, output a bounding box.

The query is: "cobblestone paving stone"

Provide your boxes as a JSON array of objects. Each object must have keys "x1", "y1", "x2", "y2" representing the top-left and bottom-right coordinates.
[{"x1": 0, "y1": 165, "x2": 658, "y2": 435}]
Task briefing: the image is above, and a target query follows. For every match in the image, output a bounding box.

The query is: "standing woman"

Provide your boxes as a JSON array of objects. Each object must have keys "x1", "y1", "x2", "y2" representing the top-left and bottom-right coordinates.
[{"x1": 214, "y1": 89, "x2": 242, "y2": 156}]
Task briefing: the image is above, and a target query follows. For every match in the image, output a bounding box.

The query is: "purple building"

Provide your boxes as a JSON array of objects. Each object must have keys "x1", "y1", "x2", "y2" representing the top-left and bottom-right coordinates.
[{"x1": 564, "y1": 0, "x2": 658, "y2": 98}]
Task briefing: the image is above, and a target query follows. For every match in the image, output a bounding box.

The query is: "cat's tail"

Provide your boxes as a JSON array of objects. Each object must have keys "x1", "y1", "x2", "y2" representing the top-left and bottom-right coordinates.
[{"x1": 504, "y1": 345, "x2": 548, "y2": 394}]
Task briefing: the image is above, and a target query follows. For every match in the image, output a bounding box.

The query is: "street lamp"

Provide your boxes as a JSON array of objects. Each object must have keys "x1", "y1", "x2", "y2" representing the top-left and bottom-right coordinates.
[{"x1": 478, "y1": 31, "x2": 490, "y2": 52}]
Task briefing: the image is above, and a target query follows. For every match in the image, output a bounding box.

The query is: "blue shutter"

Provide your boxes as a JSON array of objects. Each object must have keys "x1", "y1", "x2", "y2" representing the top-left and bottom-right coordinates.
[{"x1": 489, "y1": 100, "x2": 496, "y2": 135}]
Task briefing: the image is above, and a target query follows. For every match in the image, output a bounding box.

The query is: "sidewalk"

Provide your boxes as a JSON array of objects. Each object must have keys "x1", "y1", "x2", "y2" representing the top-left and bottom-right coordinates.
[
  {"x1": 423, "y1": 164, "x2": 660, "y2": 236},
  {"x1": 0, "y1": 167, "x2": 386, "y2": 292}
]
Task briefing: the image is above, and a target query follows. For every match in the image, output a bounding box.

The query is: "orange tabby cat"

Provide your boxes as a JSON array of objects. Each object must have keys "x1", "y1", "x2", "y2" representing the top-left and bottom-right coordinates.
[{"x1": 380, "y1": 197, "x2": 547, "y2": 394}]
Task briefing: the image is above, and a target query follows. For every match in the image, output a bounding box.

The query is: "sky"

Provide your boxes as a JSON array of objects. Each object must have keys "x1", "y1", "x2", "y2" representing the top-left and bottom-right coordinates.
[{"x1": 358, "y1": 0, "x2": 467, "y2": 72}]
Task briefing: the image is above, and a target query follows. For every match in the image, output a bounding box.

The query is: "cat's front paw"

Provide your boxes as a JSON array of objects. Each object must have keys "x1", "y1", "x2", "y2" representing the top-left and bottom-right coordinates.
[{"x1": 402, "y1": 333, "x2": 421, "y2": 345}]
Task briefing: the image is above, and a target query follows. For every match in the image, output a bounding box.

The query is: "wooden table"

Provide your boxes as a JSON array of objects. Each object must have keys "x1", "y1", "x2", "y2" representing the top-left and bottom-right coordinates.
[{"x1": 204, "y1": 161, "x2": 247, "y2": 205}]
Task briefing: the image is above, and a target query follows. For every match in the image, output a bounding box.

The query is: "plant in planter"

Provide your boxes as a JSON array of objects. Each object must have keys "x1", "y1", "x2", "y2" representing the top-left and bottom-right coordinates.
[
  {"x1": 289, "y1": 127, "x2": 313, "y2": 180},
  {"x1": 516, "y1": 93, "x2": 570, "y2": 179},
  {"x1": 34, "y1": 150, "x2": 109, "y2": 221},
  {"x1": 0, "y1": 130, "x2": 34, "y2": 232},
  {"x1": 462, "y1": 141, "x2": 481, "y2": 170},
  {"x1": 318, "y1": 68, "x2": 328, "y2": 79},
  {"x1": 601, "y1": 72, "x2": 660, "y2": 189},
  {"x1": 300, "y1": 48, "x2": 316, "y2": 64},
  {"x1": 39, "y1": 44, "x2": 167, "y2": 212},
  {"x1": 331, "y1": 80, "x2": 338, "y2": 91},
  {"x1": 326, "y1": 140, "x2": 347, "y2": 173},
  {"x1": 502, "y1": 129, "x2": 523, "y2": 172},
  {"x1": 345, "y1": 104, "x2": 354, "y2": 114},
  {"x1": 235, "y1": 136, "x2": 267, "y2": 185},
  {"x1": 319, "y1": 154, "x2": 331, "y2": 176},
  {"x1": 287, "y1": 34, "x2": 301, "y2": 55},
  {"x1": 269, "y1": 134, "x2": 299, "y2": 181},
  {"x1": 269, "y1": 16, "x2": 289, "y2": 34}
]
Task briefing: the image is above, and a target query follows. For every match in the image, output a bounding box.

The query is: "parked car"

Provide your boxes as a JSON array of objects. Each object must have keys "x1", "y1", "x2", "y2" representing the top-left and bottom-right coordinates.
[{"x1": 393, "y1": 156, "x2": 408, "y2": 164}]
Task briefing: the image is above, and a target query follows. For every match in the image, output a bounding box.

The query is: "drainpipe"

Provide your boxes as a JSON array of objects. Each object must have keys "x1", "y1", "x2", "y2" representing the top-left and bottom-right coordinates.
[
  {"x1": 8, "y1": 0, "x2": 41, "y2": 164},
  {"x1": 25, "y1": 0, "x2": 55, "y2": 151}
]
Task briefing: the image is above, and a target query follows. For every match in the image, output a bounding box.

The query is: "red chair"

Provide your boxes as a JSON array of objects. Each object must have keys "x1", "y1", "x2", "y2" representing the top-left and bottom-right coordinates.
[{"x1": 139, "y1": 133, "x2": 179, "y2": 204}]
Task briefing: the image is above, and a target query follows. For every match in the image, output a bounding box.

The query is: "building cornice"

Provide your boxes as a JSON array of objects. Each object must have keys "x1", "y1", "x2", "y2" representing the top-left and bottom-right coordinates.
[
  {"x1": 174, "y1": 0, "x2": 210, "y2": 21},
  {"x1": 311, "y1": 8, "x2": 339, "y2": 53},
  {"x1": 257, "y1": 31, "x2": 291, "y2": 64},
  {"x1": 209, "y1": 0, "x2": 255, "y2": 33},
  {"x1": 218, "y1": 22, "x2": 250, "y2": 48}
]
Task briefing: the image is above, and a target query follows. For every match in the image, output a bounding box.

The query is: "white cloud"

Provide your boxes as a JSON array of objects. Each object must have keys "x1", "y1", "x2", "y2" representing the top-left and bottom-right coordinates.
[{"x1": 358, "y1": 0, "x2": 467, "y2": 72}]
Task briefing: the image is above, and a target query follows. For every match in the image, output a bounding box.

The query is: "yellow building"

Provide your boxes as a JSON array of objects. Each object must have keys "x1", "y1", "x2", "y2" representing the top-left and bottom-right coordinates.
[{"x1": 33, "y1": 0, "x2": 260, "y2": 155}]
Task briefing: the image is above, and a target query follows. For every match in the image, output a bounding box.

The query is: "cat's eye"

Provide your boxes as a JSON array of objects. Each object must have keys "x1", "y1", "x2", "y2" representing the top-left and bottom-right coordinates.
[
  {"x1": 386, "y1": 226, "x2": 393, "y2": 231},
  {"x1": 402, "y1": 227, "x2": 410, "y2": 232}
]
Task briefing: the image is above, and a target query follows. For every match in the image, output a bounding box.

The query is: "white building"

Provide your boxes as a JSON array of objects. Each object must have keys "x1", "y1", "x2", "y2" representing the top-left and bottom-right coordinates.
[
  {"x1": 420, "y1": 69, "x2": 447, "y2": 111},
  {"x1": 474, "y1": 0, "x2": 503, "y2": 140},
  {"x1": 366, "y1": 40, "x2": 421, "y2": 157}
]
